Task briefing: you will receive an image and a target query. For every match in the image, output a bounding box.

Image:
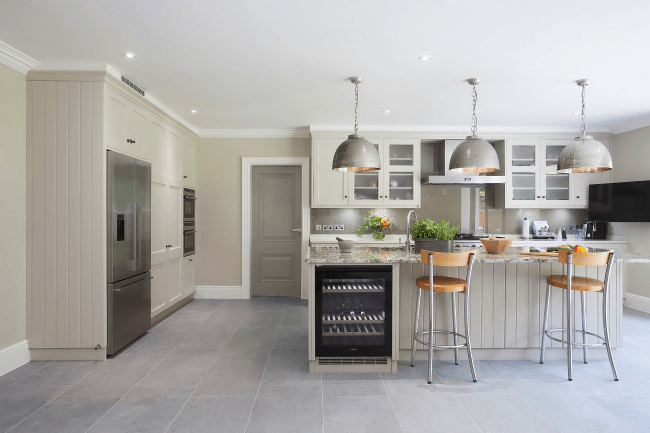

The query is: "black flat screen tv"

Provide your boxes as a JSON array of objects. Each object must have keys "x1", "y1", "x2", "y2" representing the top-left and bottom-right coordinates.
[{"x1": 588, "y1": 181, "x2": 650, "y2": 222}]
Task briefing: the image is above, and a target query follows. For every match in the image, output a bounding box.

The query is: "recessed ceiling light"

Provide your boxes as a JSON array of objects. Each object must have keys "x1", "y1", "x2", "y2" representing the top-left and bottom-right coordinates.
[
  {"x1": 124, "y1": 52, "x2": 136, "y2": 58},
  {"x1": 573, "y1": 112, "x2": 580, "y2": 115},
  {"x1": 190, "y1": 109, "x2": 197, "y2": 113},
  {"x1": 419, "y1": 55, "x2": 432, "y2": 61},
  {"x1": 383, "y1": 110, "x2": 390, "y2": 114}
]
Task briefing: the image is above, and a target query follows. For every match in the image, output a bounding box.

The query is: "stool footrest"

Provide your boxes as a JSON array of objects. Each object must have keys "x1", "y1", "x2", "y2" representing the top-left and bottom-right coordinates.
[
  {"x1": 544, "y1": 328, "x2": 606, "y2": 347},
  {"x1": 415, "y1": 330, "x2": 468, "y2": 349}
]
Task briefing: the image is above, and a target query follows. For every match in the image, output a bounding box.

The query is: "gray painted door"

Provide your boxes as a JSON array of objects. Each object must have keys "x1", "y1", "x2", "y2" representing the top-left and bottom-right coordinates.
[{"x1": 252, "y1": 166, "x2": 302, "y2": 297}]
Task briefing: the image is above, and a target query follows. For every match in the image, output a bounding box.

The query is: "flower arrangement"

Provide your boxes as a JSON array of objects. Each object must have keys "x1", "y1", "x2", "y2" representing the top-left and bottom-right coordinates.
[{"x1": 357, "y1": 211, "x2": 393, "y2": 240}]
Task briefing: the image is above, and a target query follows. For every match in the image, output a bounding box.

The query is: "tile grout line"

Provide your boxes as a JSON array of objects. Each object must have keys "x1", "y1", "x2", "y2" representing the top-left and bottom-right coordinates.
[
  {"x1": 80, "y1": 300, "x2": 232, "y2": 433},
  {"x1": 1, "y1": 361, "x2": 54, "y2": 392},
  {"x1": 379, "y1": 371, "x2": 405, "y2": 433},
  {"x1": 6, "y1": 359, "x2": 107, "y2": 433},
  {"x1": 243, "y1": 301, "x2": 287, "y2": 432},
  {"x1": 161, "y1": 298, "x2": 258, "y2": 433}
]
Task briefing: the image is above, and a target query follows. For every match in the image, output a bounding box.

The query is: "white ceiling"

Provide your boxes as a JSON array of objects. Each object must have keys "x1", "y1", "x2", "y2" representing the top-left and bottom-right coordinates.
[{"x1": 2, "y1": 0, "x2": 650, "y2": 133}]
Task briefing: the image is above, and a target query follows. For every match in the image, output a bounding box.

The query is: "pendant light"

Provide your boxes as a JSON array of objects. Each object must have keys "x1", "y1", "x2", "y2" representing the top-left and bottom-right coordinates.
[
  {"x1": 557, "y1": 79, "x2": 612, "y2": 173},
  {"x1": 449, "y1": 78, "x2": 500, "y2": 173},
  {"x1": 332, "y1": 77, "x2": 381, "y2": 172}
]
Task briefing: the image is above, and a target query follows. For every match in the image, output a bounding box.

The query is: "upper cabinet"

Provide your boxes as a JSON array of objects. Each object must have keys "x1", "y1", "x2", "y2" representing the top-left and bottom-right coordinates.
[
  {"x1": 106, "y1": 88, "x2": 148, "y2": 160},
  {"x1": 181, "y1": 136, "x2": 197, "y2": 189},
  {"x1": 504, "y1": 138, "x2": 610, "y2": 209},
  {"x1": 312, "y1": 137, "x2": 420, "y2": 208}
]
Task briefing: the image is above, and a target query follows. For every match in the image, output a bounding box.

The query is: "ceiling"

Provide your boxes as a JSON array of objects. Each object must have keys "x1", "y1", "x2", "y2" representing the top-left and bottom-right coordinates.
[{"x1": 1, "y1": 0, "x2": 650, "y2": 133}]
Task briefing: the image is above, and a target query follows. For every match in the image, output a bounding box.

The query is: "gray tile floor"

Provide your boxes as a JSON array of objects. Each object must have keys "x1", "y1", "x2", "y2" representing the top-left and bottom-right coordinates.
[{"x1": 1, "y1": 298, "x2": 649, "y2": 433}]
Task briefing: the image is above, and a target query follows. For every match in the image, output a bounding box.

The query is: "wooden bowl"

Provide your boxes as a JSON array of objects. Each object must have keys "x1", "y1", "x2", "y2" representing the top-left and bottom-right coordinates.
[{"x1": 480, "y1": 238, "x2": 513, "y2": 254}]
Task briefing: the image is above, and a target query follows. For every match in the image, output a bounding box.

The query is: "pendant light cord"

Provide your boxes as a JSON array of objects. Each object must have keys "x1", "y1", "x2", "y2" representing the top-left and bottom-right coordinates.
[
  {"x1": 471, "y1": 83, "x2": 478, "y2": 134},
  {"x1": 580, "y1": 84, "x2": 587, "y2": 135},
  {"x1": 354, "y1": 82, "x2": 359, "y2": 135}
]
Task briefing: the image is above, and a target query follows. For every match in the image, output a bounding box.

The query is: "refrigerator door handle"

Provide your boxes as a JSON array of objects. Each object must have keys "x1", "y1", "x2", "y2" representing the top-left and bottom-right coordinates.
[{"x1": 113, "y1": 276, "x2": 153, "y2": 292}]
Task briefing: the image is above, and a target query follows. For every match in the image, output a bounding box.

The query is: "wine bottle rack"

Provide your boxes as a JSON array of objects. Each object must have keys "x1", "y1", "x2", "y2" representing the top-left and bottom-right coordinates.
[
  {"x1": 322, "y1": 322, "x2": 385, "y2": 336},
  {"x1": 322, "y1": 283, "x2": 384, "y2": 293}
]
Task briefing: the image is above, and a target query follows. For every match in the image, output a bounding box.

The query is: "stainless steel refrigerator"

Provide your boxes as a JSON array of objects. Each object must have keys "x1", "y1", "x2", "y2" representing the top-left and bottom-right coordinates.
[{"x1": 107, "y1": 150, "x2": 152, "y2": 355}]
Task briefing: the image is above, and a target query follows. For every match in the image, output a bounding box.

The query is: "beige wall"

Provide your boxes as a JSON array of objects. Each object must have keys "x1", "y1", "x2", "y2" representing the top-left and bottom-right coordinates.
[
  {"x1": 610, "y1": 126, "x2": 650, "y2": 299},
  {"x1": 195, "y1": 137, "x2": 310, "y2": 288},
  {"x1": 0, "y1": 63, "x2": 27, "y2": 350}
]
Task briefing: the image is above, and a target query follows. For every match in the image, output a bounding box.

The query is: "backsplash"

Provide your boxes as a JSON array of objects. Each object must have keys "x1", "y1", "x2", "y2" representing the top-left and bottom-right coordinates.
[{"x1": 311, "y1": 185, "x2": 587, "y2": 236}]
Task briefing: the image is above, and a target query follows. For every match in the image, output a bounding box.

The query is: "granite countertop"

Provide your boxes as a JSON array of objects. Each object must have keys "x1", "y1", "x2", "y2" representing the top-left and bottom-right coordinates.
[{"x1": 305, "y1": 246, "x2": 650, "y2": 264}]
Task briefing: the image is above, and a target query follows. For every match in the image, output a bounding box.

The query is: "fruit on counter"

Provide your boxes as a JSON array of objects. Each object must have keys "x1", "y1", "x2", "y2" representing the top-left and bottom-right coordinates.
[{"x1": 573, "y1": 245, "x2": 588, "y2": 253}]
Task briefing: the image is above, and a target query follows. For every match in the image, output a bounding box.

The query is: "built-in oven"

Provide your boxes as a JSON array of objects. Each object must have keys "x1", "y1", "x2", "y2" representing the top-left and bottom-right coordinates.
[
  {"x1": 183, "y1": 221, "x2": 195, "y2": 257},
  {"x1": 183, "y1": 188, "x2": 196, "y2": 222},
  {"x1": 315, "y1": 265, "x2": 392, "y2": 358}
]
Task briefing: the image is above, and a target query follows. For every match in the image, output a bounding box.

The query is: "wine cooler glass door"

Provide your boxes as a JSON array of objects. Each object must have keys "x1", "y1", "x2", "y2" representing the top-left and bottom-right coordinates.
[{"x1": 315, "y1": 266, "x2": 392, "y2": 358}]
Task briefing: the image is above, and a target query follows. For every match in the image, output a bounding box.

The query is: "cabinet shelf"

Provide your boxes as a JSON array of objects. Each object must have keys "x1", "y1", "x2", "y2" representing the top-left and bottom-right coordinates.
[{"x1": 389, "y1": 187, "x2": 413, "y2": 190}]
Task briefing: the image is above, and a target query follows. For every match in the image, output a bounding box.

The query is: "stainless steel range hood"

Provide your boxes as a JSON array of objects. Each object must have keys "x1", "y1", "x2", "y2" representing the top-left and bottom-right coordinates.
[{"x1": 421, "y1": 139, "x2": 506, "y2": 185}]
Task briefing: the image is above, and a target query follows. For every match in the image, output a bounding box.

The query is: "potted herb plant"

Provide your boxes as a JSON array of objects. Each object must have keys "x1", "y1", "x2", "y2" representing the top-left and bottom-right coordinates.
[
  {"x1": 410, "y1": 219, "x2": 459, "y2": 253},
  {"x1": 356, "y1": 211, "x2": 393, "y2": 240}
]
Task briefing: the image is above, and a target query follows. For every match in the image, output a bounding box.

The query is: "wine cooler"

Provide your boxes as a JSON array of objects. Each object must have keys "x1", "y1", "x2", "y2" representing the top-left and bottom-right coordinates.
[{"x1": 315, "y1": 265, "x2": 392, "y2": 358}]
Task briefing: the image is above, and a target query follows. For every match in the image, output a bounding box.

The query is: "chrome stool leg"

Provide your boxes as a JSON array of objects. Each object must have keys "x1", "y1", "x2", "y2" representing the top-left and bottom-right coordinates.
[
  {"x1": 540, "y1": 284, "x2": 551, "y2": 364},
  {"x1": 581, "y1": 291, "x2": 588, "y2": 364},
  {"x1": 428, "y1": 289, "x2": 435, "y2": 384},
  {"x1": 602, "y1": 287, "x2": 619, "y2": 381},
  {"x1": 451, "y1": 293, "x2": 459, "y2": 365},
  {"x1": 464, "y1": 289, "x2": 477, "y2": 382},
  {"x1": 566, "y1": 276, "x2": 573, "y2": 381},
  {"x1": 411, "y1": 288, "x2": 422, "y2": 367}
]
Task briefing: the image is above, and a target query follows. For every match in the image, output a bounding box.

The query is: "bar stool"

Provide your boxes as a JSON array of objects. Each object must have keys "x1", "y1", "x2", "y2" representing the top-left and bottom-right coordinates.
[
  {"x1": 540, "y1": 249, "x2": 619, "y2": 381},
  {"x1": 411, "y1": 250, "x2": 477, "y2": 383}
]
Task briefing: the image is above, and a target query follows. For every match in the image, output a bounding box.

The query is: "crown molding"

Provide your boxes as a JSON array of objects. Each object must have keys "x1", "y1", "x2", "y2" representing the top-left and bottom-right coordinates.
[
  {"x1": 308, "y1": 126, "x2": 613, "y2": 141},
  {"x1": 199, "y1": 128, "x2": 310, "y2": 139},
  {"x1": 609, "y1": 116, "x2": 650, "y2": 135},
  {"x1": 0, "y1": 40, "x2": 38, "y2": 74}
]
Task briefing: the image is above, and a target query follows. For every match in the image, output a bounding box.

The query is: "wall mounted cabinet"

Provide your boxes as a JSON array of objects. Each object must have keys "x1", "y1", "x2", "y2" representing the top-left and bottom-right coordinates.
[
  {"x1": 26, "y1": 70, "x2": 197, "y2": 359},
  {"x1": 503, "y1": 139, "x2": 609, "y2": 209},
  {"x1": 312, "y1": 137, "x2": 420, "y2": 208}
]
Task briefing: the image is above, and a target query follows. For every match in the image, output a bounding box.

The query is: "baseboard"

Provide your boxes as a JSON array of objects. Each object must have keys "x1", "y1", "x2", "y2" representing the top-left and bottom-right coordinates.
[
  {"x1": 0, "y1": 340, "x2": 30, "y2": 377},
  {"x1": 151, "y1": 293, "x2": 194, "y2": 326},
  {"x1": 195, "y1": 286, "x2": 242, "y2": 299},
  {"x1": 625, "y1": 293, "x2": 650, "y2": 314},
  {"x1": 30, "y1": 347, "x2": 106, "y2": 361}
]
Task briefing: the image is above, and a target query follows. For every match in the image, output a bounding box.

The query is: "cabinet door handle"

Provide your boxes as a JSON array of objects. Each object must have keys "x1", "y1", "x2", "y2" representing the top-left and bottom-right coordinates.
[
  {"x1": 537, "y1": 196, "x2": 540, "y2": 198},
  {"x1": 189, "y1": 259, "x2": 193, "y2": 262},
  {"x1": 577, "y1": 196, "x2": 580, "y2": 199},
  {"x1": 542, "y1": 196, "x2": 546, "y2": 199}
]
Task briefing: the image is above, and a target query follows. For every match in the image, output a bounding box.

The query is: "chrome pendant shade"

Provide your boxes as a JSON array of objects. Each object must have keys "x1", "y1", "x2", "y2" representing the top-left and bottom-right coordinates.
[
  {"x1": 557, "y1": 80, "x2": 613, "y2": 173},
  {"x1": 332, "y1": 77, "x2": 381, "y2": 172},
  {"x1": 449, "y1": 78, "x2": 500, "y2": 173}
]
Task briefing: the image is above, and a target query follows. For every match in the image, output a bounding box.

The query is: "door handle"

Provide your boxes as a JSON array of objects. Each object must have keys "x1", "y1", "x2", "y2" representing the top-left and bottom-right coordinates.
[
  {"x1": 292, "y1": 229, "x2": 302, "y2": 233},
  {"x1": 114, "y1": 276, "x2": 153, "y2": 291}
]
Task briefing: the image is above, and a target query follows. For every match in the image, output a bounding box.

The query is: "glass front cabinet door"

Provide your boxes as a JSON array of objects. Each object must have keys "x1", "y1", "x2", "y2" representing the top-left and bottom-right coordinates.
[
  {"x1": 506, "y1": 140, "x2": 541, "y2": 207},
  {"x1": 348, "y1": 140, "x2": 384, "y2": 206},
  {"x1": 382, "y1": 139, "x2": 420, "y2": 207},
  {"x1": 540, "y1": 140, "x2": 573, "y2": 206}
]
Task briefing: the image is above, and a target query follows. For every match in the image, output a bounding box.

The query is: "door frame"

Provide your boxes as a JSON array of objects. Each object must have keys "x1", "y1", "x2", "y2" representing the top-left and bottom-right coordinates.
[{"x1": 242, "y1": 157, "x2": 310, "y2": 299}]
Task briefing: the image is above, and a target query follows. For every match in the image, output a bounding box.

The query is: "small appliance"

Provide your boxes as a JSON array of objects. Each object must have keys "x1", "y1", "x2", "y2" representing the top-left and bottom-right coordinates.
[{"x1": 585, "y1": 221, "x2": 608, "y2": 240}]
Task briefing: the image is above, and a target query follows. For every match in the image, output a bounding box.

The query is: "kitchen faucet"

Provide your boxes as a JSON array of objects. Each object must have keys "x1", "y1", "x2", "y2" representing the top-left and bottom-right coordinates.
[{"x1": 406, "y1": 210, "x2": 417, "y2": 253}]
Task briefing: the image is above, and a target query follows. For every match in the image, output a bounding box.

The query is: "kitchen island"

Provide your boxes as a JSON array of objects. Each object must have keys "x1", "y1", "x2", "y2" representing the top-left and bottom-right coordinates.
[{"x1": 305, "y1": 246, "x2": 650, "y2": 373}]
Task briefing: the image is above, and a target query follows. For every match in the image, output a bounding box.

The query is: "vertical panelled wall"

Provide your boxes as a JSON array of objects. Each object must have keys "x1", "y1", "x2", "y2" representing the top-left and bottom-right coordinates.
[
  {"x1": 27, "y1": 79, "x2": 106, "y2": 349},
  {"x1": 399, "y1": 262, "x2": 623, "y2": 354}
]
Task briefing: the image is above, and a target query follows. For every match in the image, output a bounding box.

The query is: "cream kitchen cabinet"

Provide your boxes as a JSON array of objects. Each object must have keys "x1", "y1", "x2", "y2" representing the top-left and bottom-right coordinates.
[
  {"x1": 182, "y1": 256, "x2": 196, "y2": 297},
  {"x1": 181, "y1": 136, "x2": 197, "y2": 189},
  {"x1": 312, "y1": 137, "x2": 420, "y2": 208},
  {"x1": 149, "y1": 116, "x2": 186, "y2": 317},
  {"x1": 106, "y1": 87, "x2": 148, "y2": 161}
]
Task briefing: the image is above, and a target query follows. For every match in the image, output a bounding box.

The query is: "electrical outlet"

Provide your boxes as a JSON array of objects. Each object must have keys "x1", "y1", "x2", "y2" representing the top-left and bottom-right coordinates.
[
  {"x1": 334, "y1": 225, "x2": 340, "y2": 230},
  {"x1": 324, "y1": 225, "x2": 333, "y2": 231},
  {"x1": 316, "y1": 225, "x2": 322, "y2": 231},
  {"x1": 335, "y1": 224, "x2": 344, "y2": 231}
]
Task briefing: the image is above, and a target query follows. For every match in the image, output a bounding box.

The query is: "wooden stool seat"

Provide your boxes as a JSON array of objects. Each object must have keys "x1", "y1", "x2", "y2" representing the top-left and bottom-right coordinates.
[
  {"x1": 547, "y1": 275, "x2": 604, "y2": 292},
  {"x1": 416, "y1": 276, "x2": 467, "y2": 292}
]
